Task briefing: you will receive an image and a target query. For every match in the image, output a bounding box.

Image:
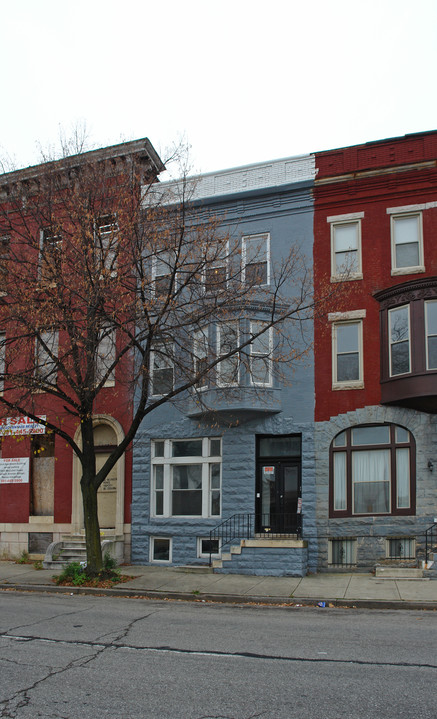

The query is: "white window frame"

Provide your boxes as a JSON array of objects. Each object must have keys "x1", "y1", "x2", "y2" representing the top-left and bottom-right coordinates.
[
  {"x1": 216, "y1": 321, "x2": 239, "y2": 387},
  {"x1": 35, "y1": 329, "x2": 59, "y2": 385},
  {"x1": 242, "y1": 233, "x2": 270, "y2": 286},
  {"x1": 95, "y1": 214, "x2": 118, "y2": 277},
  {"x1": 151, "y1": 437, "x2": 222, "y2": 519},
  {"x1": 249, "y1": 321, "x2": 273, "y2": 387},
  {"x1": 152, "y1": 251, "x2": 177, "y2": 298},
  {"x1": 203, "y1": 239, "x2": 229, "y2": 293},
  {"x1": 96, "y1": 326, "x2": 116, "y2": 387},
  {"x1": 389, "y1": 211, "x2": 424, "y2": 275},
  {"x1": 39, "y1": 229, "x2": 62, "y2": 286},
  {"x1": 197, "y1": 537, "x2": 221, "y2": 559},
  {"x1": 328, "y1": 215, "x2": 363, "y2": 282},
  {"x1": 331, "y1": 320, "x2": 363, "y2": 390},
  {"x1": 0, "y1": 331, "x2": 5, "y2": 393},
  {"x1": 150, "y1": 536, "x2": 172, "y2": 563},
  {"x1": 193, "y1": 327, "x2": 209, "y2": 390},
  {"x1": 425, "y1": 300, "x2": 437, "y2": 370},
  {"x1": 150, "y1": 344, "x2": 174, "y2": 396},
  {"x1": 388, "y1": 305, "x2": 411, "y2": 377}
]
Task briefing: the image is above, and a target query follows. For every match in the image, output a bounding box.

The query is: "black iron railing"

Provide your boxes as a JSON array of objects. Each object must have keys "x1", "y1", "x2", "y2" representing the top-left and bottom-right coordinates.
[
  {"x1": 209, "y1": 512, "x2": 303, "y2": 565},
  {"x1": 425, "y1": 522, "x2": 437, "y2": 566}
]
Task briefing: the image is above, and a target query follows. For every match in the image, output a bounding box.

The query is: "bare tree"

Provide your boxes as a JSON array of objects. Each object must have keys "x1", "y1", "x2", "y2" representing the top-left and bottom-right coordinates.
[{"x1": 0, "y1": 140, "x2": 319, "y2": 574}]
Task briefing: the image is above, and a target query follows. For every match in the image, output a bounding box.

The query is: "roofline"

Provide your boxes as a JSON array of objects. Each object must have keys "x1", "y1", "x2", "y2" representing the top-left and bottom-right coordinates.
[
  {"x1": 314, "y1": 129, "x2": 437, "y2": 157},
  {"x1": 0, "y1": 137, "x2": 165, "y2": 186}
]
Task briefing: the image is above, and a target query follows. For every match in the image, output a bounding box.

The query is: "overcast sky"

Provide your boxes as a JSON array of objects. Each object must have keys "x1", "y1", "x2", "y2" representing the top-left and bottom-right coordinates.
[{"x1": 2, "y1": 0, "x2": 437, "y2": 179}]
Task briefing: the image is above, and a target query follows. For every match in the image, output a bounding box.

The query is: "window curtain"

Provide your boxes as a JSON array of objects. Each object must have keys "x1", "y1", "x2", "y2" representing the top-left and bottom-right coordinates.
[
  {"x1": 396, "y1": 448, "x2": 410, "y2": 508},
  {"x1": 333, "y1": 452, "x2": 347, "y2": 510},
  {"x1": 353, "y1": 449, "x2": 390, "y2": 514}
]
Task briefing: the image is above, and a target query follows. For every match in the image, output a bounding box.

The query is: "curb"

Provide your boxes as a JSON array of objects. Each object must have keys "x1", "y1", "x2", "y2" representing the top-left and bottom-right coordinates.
[{"x1": 1, "y1": 583, "x2": 436, "y2": 610}]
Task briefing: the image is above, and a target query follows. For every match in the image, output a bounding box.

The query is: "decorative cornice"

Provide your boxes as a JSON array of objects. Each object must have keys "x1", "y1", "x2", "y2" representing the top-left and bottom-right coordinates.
[{"x1": 374, "y1": 276, "x2": 437, "y2": 308}]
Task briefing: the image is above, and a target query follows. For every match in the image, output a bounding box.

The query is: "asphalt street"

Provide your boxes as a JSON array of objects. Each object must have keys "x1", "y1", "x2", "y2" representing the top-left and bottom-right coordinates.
[{"x1": 0, "y1": 592, "x2": 436, "y2": 718}]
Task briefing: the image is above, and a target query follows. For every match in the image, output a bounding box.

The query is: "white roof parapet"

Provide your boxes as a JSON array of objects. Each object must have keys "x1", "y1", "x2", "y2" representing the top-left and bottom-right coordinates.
[{"x1": 146, "y1": 154, "x2": 315, "y2": 205}]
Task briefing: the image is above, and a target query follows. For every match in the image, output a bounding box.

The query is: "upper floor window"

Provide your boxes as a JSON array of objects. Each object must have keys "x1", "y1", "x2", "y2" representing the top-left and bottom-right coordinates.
[
  {"x1": 0, "y1": 332, "x2": 5, "y2": 393},
  {"x1": 35, "y1": 329, "x2": 59, "y2": 385},
  {"x1": 390, "y1": 212, "x2": 424, "y2": 275},
  {"x1": 217, "y1": 321, "x2": 239, "y2": 387},
  {"x1": 96, "y1": 326, "x2": 116, "y2": 386},
  {"x1": 152, "y1": 251, "x2": 175, "y2": 297},
  {"x1": 193, "y1": 327, "x2": 208, "y2": 389},
  {"x1": 242, "y1": 233, "x2": 269, "y2": 286},
  {"x1": 0, "y1": 235, "x2": 10, "y2": 291},
  {"x1": 331, "y1": 318, "x2": 363, "y2": 389},
  {"x1": 96, "y1": 215, "x2": 118, "y2": 276},
  {"x1": 40, "y1": 230, "x2": 62, "y2": 285},
  {"x1": 249, "y1": 321, "x2": 273, "y2": 386},
  {"x1": 388, "y1": 305, "x2": 410, "y2": 376},
  {"x1": 151, "y1": 344, "x2": 174, "y2": 396},
  {"x1": 425, "y1": 300, "x2": 437, "y2": 370},
  {"x1": 329, "y1": 215, "x2": 363, "y2": 281},
  {"x1": 204, "y1": 241, "x2": 228, "y2": 293},
  {"x1": 330, "y1": 424, "x2": 415, "y2": 517}
]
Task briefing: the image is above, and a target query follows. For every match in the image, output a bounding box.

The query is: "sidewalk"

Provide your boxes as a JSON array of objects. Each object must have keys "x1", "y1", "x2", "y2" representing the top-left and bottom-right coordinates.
[{"x1": 0, "y1": 561, "x2": 436, "y2": 609}]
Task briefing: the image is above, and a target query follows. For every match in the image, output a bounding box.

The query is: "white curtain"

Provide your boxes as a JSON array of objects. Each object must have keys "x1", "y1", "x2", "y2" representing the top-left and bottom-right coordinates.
[
  {"x1": 333, "y1": 453, "x2": 346, "y2": 510},
  {"x1": 353, "y1": 449, "x2": 390, "y2": 514},
  {"x1": 396, "y1": 448, "x2": 410, "y2": 508}
]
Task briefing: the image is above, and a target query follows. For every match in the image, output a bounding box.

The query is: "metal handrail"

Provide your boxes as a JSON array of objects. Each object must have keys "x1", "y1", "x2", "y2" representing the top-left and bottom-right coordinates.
[
  {"x1": 425, "y1": 522, "x2": 437, "y2": 566},
  {"x1": 209, "y1": 512, "x2": 303, "y2": 566}
]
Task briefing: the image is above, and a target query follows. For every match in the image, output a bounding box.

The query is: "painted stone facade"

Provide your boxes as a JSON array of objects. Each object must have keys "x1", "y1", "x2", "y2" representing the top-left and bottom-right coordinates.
[{"x1": 132, "y1": 156, "x2": 317, "y2": 575}]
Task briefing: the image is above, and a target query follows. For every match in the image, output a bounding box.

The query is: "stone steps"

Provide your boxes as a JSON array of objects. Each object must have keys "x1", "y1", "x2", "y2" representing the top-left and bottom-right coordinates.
[{"x1": 212, "y1": 537, "x2": 308, "y2": 576}]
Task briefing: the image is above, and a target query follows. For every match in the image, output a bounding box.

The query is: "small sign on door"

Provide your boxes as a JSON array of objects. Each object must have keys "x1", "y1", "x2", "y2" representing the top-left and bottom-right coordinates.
[{"x1": 263, "y1": 466, "x2": 275, "y2": 475}]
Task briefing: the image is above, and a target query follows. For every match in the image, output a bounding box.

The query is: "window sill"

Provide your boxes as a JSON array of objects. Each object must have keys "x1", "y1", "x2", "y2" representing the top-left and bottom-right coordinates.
[
  {"x1": 330, "y1": 273, "x2": 363, "y2": 283},
  {"x1": 332, "y1": 381, "x2": 364, "y2": 391},
  {"x1": 391, "y1": 266, "x2": 425, "y2": 276}
]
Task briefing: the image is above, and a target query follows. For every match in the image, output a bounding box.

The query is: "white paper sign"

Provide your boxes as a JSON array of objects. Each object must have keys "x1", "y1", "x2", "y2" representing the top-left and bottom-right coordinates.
[{"x1": 0, "y1": 457, "x2": 30, "y2": 484}]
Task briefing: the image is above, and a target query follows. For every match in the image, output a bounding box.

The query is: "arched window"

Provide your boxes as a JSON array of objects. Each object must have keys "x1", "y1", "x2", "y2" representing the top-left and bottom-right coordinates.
[{"x1": 330, "y1": 424, "x2": 415, "y2": 517}]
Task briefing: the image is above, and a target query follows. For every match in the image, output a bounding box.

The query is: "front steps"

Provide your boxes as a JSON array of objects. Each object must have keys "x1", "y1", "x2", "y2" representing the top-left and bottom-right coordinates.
[
  {"x1": 212, "y1": 537, "x2": 308, "y2": 577},
  {"x1": 43, "y1": 534, "x2": 124, "y2": 569}
]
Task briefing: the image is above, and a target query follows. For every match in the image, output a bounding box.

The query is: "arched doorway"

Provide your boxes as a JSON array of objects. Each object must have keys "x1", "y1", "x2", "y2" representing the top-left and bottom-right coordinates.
[{"x1": 71, "y1": 416, "x2": 125, "y2": 539}]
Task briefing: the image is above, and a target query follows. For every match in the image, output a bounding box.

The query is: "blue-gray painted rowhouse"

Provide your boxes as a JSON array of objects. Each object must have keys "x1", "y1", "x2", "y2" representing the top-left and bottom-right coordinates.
[{"x1": 132, "y1": 155, "x2": 317, "y2": 576}]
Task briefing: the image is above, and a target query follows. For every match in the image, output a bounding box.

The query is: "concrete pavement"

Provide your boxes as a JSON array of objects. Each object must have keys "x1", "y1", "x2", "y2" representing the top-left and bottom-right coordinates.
[{"x1": 0, "y1": 561, "x2": 436, "y2": 609}]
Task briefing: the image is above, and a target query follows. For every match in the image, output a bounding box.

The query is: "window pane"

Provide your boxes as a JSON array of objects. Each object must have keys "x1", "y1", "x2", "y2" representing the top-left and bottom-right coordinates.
[
  {"x1": 396, "y1": 242, "x2": 419, "y2": 268},
  {"x1": 210, "y1": 463, "x2": 220, "y2": 489},
  {"x1": 172, "y1": 465, "x2": 202, "y2": 488},
  {"x1": 395, "y1": 426, "x2": 409, "y2": 443},
  {"x1": 258, "y1": 436, "x2": 301, "y2": 457},
  {"x1": 352, "y1": 425, "x2": 390, "y2": 445},
  {"x1": 428, "y1": 337, "x2": 437, "y2": 370},
  {"x1": 334, "y1": 223, "x2": 358, "y2": 253},
  {"x1": 172, "y1": 440, "x2": 203, "y2": 457},
  {"x1": 153, "y1": 367, "x2": 173, "y2": 395},
  {"x1": 210, "y1": 439, "x2": 221, "y2": 456},
  {"x1": 333, "y1": 431, "x2": 346, "y2": 447},
  {"x1": 155, "y1": 491, "x2": 163, "y2": 515},
  {"x1": 335, "y1": 250, "x2": 358, "y2": 274},
  {"x1": 426, "y1": 301, "x2": 437, "y2": 335},
  {"x1": 333, "y1": 452, "x2": 346, "y2": 510},
  {"x1": 396, "y1": 448, "x2": 410, "y2": 508},
  {"x1": 201, "y1": 539, "x2": 219, "y2": 555},
  {"x1": 211, "y1": 490, "x2": 220, "y2": 516},
  {"x1": 337, "y1": 324, "x2": 358, "y2": 353},
  {"x1": 154, "y1": 464, "x2": 164, "y2": 489},
  {"x1": 172, "y1": 490, "x2": 202, "y2": 515},
  {"x1": 153, "y1": 441, "x2": 165, "y2": 457},
  {"x1": 353, "y1": 449, "x2": 390, "y2": 514},
  {"x1": 391, "y1": 342, "x2": 410, "y2": 375},
  {"x1": 394, "y1": 216, "x2": 420, "y2": 268},
  {"x1": 251, "y1": 356, "x2": 271, "y2": 385},
  {"x1": 337, "y1": 352, "x2": 359, "y2": 381},
  {"x1": 251, "y1": 322, "x2": 270, "y2": 354},
  {"x1": 245, "y1": 262, "x2": 267, "y2": 285},
  {"x1": 153, "y1": 538, "x2": 170, "y2": 561}
]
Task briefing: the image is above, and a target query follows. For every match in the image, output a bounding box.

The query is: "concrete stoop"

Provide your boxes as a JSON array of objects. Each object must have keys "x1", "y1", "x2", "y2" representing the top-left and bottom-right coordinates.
[
  {"x1": 212, "y1": 538, "x2": 308, "y2": 577},
  {"x1": 375, "y1": 566, "x2": 424, "y2": 579},
  {"x1": 43, "y1": 535, "x2": 124, "y2": 569}
]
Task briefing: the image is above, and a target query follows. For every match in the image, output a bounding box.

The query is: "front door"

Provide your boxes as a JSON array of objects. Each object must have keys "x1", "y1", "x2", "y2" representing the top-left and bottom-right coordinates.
[{"x1": 256, "y1": 461, "x2": 301, "y2": 534}]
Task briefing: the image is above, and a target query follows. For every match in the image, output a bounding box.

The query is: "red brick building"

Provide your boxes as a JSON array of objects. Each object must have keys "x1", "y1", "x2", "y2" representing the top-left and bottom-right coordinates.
[
  {"x1": 0, "y1": 139, "x2": 163, "y2": 562},
  {"x1": 313, "y1": 131, "x2": 437, "y2": 570}
]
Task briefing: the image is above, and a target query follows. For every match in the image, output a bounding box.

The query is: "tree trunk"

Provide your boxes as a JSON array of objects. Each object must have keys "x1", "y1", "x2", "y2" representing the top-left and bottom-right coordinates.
[{"x1": 81, "y1": 472, "x2": 103, "y2": 575}]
